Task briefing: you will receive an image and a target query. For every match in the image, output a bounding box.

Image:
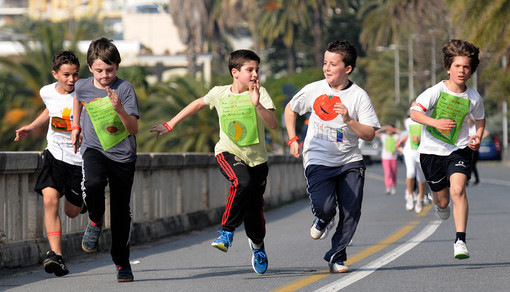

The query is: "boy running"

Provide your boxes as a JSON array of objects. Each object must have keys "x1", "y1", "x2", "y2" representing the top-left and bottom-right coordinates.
[{"x1": 150, "y1": 49, "x2": 277, "y2": 275}]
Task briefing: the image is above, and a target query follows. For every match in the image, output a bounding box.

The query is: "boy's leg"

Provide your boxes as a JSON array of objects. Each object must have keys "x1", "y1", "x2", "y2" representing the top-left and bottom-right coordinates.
[
  {"x1": 325, "y1": 162, "x2": 365, "y2": 264},
  {"x1": 82, "y1": 148, "x2": 109, "y2": 223},
  {"x1": 63, "y1": 162, "x2": 85, "y2": 218},
  {"x1": 305, "y1": 165, "x2": 338, "y2": 221},
  {"x1": 449, "y1": 173, "x2": 469, "y2": 232},
  {"x1": 215, "y1": 152, "x2": 254, "y2": 232},
  {"x1": 42, "y1": 187, "x2": 62, "y2": 254},
  {"x1": 108, "y1": 159, "x2": 136, "y2": 268},
  {"x1": 244, "y1": 162, "x2": 269, "y2": 245}
]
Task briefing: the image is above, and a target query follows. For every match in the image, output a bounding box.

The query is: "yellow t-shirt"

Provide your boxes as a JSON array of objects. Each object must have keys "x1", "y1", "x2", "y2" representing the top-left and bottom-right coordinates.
[{"x1": 203, "y1": 85, "x2": 276, "y2": 167}]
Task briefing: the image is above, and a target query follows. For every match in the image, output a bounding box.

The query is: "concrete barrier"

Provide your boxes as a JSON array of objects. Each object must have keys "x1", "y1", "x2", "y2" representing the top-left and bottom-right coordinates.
[{"x1": 0, "y1": 152, "x2": 306, "y2": 269}]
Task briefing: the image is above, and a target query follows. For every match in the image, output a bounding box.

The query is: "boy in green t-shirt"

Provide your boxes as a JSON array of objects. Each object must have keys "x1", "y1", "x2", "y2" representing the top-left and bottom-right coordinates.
[{"x1": 150, "y1": 49, "x2": 277, "y2": 274}]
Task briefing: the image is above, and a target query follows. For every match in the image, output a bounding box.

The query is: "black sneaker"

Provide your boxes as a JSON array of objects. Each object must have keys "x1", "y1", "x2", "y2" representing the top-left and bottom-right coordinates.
[
  {"x1": 82, "y1": 221, "x2": 102, "y2": 252},
  {"x1": 43, "y1": 250, "x2": 69, "y2": 277},
  {"x1": 116, "y1": 265, "x2": 134, "y2": 282}
]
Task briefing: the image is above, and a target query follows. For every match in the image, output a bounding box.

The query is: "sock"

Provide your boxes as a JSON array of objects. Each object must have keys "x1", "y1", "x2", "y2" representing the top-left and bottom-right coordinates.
[
  {"x1": 251, "y1": 241, "x2": 264, "y2": 250},
  {"x1": 455, "y1": 232, "x2": 466, "y2": 243}
]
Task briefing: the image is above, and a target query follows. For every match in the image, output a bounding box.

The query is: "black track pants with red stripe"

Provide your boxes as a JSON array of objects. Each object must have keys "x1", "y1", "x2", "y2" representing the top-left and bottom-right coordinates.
[{"x1": 215, "y1": 152, "x2": 268, "y2": 244}]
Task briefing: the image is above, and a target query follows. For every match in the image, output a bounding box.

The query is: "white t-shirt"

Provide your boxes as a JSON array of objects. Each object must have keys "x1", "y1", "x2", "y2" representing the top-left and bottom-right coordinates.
[
  {"x1": 411, "y1": 81, "x2": 485, "y2": 156},
  {"x1": 290, "y1": 79, "x2": 380, "y2": 168},
  {"x1": 41, "y1": 82, "x2": 82, "y2": 166}
]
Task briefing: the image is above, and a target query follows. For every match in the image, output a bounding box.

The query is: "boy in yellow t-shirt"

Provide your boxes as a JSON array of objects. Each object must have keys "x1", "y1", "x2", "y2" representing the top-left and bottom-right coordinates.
[{"x1": 150, "y1": 49, "x2": 277, "y2": 274}]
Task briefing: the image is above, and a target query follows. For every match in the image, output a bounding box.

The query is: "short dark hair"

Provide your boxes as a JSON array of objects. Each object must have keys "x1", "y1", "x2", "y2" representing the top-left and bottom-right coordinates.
[
  {"x1": 442, "y1": 39, "x2": 480, "y2": 73},
  {"x1": 52, "y1": 50, "x2": 80, "y2": 72},
  {"x1": 87, "y1": 37, "x2": 121, "y2": 67},
  {"x1": 228, "y1": 49, "x2": 260, "y2": 76},
  {"x1": 326, "y1": 40, "x2": 357, "y2": 72}
]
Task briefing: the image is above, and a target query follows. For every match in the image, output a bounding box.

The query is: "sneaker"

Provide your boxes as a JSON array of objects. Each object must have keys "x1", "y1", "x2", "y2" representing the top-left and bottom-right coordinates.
[
  {"x1": 454, "y1": 240, "x2": 470, "y2": 259},
  {"x1": 435, "y1": 205, "x2": 451, "y2": 220},
  {"x1": 310, "y1": 217, "x2": 335, "y2": 240},
  {"x1": 211, "y1": 230, "x2": 233, "y2": 252},
  {"x1": 116, "y1": 265, "x2": 134, "y2": 282},
  {"x1": 385, "y1": 188, "x2": 391, "y2": 195},
  {"x1": 249, "y1": 239, "x2": 268, "y2": 274},
  {"x1": 423, "y1": 193, "x2": 432, "y2": 205},
  {"x1": 329, "y1": 261, "x2": 349, "y2": 273},
  {"x1": 405, "y1": 191, "x2": 414, "y2": 211},
  {"x1": 390, "y1": 186, "x2": 396, "y2": 195},
  {"x1": 43, "y1": 250, "x2": 69, "y2": 277},
  {"x1": 414, "y1": 200, "x2": 423, "y2": 214},
  {"x1": 82, "y1": 221, "x2": 103, "y2": 252}
]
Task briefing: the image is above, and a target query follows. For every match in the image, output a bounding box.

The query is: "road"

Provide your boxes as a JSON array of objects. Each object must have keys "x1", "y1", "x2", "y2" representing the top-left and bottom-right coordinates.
[{"x1": 1, "y1": 161, "x2": 509, "y2": 292}]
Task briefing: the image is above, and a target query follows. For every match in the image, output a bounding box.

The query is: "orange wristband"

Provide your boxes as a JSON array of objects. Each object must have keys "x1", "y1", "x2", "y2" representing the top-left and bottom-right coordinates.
[
  {"x1": 71, "y1": 126, "x2": 81, "y2": 131},
  {"x1": 162, "y1": 122, "x2": 172, "y2": 132},
  {"x1": 287, "y1": 136, "x2": 299, "y2": 146}
]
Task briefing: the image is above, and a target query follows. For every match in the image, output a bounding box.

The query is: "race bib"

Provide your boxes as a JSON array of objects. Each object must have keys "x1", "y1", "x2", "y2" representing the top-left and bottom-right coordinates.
[
  {"x1": 219, "y1": 93, "x2": 259, "y2": 146},
  {"x1": 426, "y1": 92, "x2": 469, "y2": 145},
  {"x1": 385, "y1": 135, "x2": 396, "y2": 153},
  {"x1": 84, "y1": 96, "x2": 129, "y2": 150},
  {"x1": 408, "y1": 124, "x2": 422, "y2": 150}
]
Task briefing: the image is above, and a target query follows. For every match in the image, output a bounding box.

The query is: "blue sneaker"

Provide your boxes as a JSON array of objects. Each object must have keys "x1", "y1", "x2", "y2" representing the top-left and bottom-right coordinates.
[
  {"x1": 82, "y1": 221, "x2": 103, "y2": 252},
  {"x1": 249, "y1": 239, "x2": 268, "y2": 274},
  {"x1": 329, "y1": 261, "x2": 349, "y2": 273},
  {"x1": 211, "y1": 230, "x2": 233, "y2": 252}
]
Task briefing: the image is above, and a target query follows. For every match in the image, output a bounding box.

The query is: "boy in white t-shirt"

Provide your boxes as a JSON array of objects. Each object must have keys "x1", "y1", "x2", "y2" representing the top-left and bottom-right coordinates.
[
  {"x1": 285, "y1": 40, "x2": 380, "y2": 273},
  {"x1": 410, "y1": 39, "x2": 485, "y2": 260},
  {"x1": 15, "y1": 50, "x2": 84, "y2": 277}
]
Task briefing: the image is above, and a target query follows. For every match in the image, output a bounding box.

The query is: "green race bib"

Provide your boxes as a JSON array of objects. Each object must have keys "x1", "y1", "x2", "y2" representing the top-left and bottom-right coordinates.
[
  {"x1": 219, "y1": 93, "x2": 259, "y2": 146},
  {"x1": 408, "y1": 124, "x2": 422, "y2": 150},
  {"x1": 426, "y1": 92, "x2": 469, "y2": 145},
  {"x1": 385, "y1": 135, "x2": 396, "y2": 153},
  {"x1": 84, "y1": 96, "x2": 129, "y2": 150}
]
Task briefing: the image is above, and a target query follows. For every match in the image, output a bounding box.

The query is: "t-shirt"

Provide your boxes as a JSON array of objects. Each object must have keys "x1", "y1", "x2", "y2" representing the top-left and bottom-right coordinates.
[
  {"x1": 411, "y1": 81, "x2": 484, "y2": 156},
  {"x1": 289, "y1": 79, "x2": 380, "y2": 168},
  {"x1": 203, "y1": 85, "x2": 276, "y2": 167},
  {"x1": 40, "y1": 82, "x2": 82, "y2": 166},
  {"x1": 75, "y1": 77, "x2": 139, "y2": 163},
  {"x1": 380, "y1": 133, "x2": 399, "y2": 160}
]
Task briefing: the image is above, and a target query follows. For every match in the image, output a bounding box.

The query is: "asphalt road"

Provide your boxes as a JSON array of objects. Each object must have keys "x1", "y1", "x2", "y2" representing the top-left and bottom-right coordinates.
[{"x1": 1, "y1": 160, "x2": 509, "y2": 292}]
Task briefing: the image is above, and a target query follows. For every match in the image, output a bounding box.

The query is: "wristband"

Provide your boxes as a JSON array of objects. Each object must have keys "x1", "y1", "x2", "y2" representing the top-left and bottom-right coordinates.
[
  {"x1": 71, "y1": 126, "x2": 81, "y2": 131},
  {"x1": 287, "y1": 136, "x2": 299, "y2": 146},
  {"x1": 162, "y1": 122, "x2": 173, "y2": 132}
]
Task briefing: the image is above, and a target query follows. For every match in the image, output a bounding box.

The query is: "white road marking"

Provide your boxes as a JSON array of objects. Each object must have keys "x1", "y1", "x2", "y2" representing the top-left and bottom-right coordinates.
[{"x1": 315, "y1": 220, "x2": 442, "y2": 292}]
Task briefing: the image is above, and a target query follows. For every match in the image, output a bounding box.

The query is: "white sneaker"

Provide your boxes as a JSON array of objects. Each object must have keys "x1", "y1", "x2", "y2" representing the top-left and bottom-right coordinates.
[
  {"x1": 454, "y1": 240, "x2": 470, "y2": 259},
  {"x1": 414, "y1": 200, "x2": 423, "y2": 213},
  {"x1": 423, "y1": 193, "x2": 432, "y2": 205},
  {"x1": 329, "y1": 261, "x2": 349, "y2": 273},
  {"x1": 435, "y1": 204, "x2": 450, "y2": 220},
  {"x1": 390, "y1": 186, "x2": 396, "y2": 195},
  {"x1": 310, "y1": 217, "x2": 335, "y2": 240},
  {"x1": 405, "y1": 191, "x2": 414, "y2": 211}
]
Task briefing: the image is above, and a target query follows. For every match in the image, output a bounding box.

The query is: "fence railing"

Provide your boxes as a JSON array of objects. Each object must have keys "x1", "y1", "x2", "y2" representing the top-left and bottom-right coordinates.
[{"x1": 0, "y1": 152, "x2": 306, "y2": 268}]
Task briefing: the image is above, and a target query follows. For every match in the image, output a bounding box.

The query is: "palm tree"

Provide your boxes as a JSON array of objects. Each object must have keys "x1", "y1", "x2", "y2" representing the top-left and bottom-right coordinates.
[{"x1": 257, "y1": 0, "x2": 312, "y2": 73}]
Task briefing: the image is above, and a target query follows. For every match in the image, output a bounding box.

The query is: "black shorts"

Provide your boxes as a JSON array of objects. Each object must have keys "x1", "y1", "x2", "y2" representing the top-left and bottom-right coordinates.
[
  {"x1": 34, "y1": 149, "x2": 83, "y2": 208},
  {"x1": 420, "y1": 147, "x2": 473, "y2": 192}
]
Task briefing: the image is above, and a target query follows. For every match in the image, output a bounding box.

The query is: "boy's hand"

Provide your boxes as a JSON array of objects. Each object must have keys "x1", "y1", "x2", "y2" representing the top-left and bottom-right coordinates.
[
  {"x1": 468, "y1": 135, "x2": 481, "y2": 150},
  {"x1": 149, "y1": 122, "x2": 172, "y2": 139},
  {"x1": 334, "y1": 102, "x2": 352, "y2": 123},
  {"x1": 106, "y1": 87, "x2": 121, "y2": 111},
  {"x1": 14, "y1": 126, "x2": 33, "y2": 141},
  {"x1": 71, "y1": 130, "x2": 82, "y2": 154},
  {"x1": 289, "y1": 141, "x2": 300, "y2": 159},
  {"x1": 434, "y1": 118, "x2": 456, "y2": 131},
  {"x1": 249, "y1": 79, "x2": 260, "y2": 106}
]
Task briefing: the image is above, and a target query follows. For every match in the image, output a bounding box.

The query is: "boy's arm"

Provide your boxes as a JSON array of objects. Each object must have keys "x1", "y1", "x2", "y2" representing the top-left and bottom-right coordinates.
[
  {"x1": 71, "y1": 95, "x2": 83, "y2": 154},
  {"x1": 255, "y1": 105, "x2": 277, "y2": 129},
  {"x1": 14, "y1": 108, "x2": 50, "y2": 141},
  {"x1": 410, "y1": 109, "x2": 456, "y2": 132},
  {"x1": 150, "y1": 97, "x2": 208, "y2": 139},
  {"x1": 468, "y1": 118, "x2": 485, "y2": 150},
  {"x1": 334, "y1": 102, "x2": 375, "y2": 141},
  {"x1": 284, "y1": 103, "x2": 300, "y2": 159}
]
